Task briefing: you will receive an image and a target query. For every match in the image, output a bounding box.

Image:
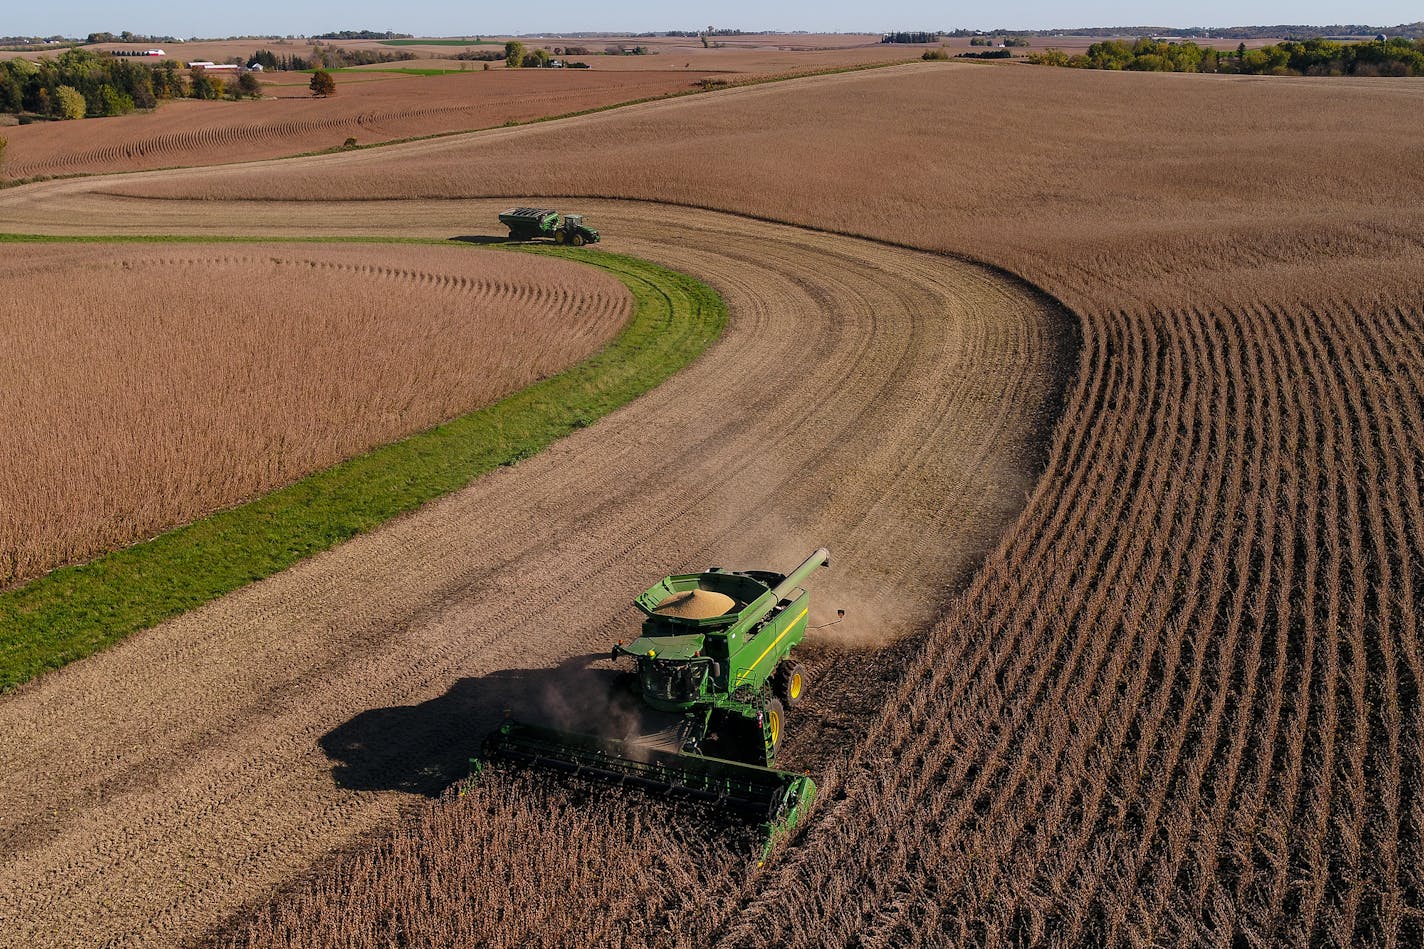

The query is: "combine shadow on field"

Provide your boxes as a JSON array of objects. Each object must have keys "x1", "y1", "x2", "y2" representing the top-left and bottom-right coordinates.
[
  {"x1": 320, "y1": 652, "x2": 624, "y2": 796},
  {"x1": 448, "y1": 235, "x2": 520, "y2": 245}
]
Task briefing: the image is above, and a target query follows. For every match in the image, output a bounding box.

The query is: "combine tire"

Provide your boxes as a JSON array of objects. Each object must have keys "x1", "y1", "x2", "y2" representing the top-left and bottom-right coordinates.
[
  {"x1": 766, "y1": 698, "x2": 785, "y2": 756},
  {"x1": 554, "y1": 230, "x2": 567, "y2": 245},
  {"x1": 774, "y1": 660, "x2": 807, "y2": 708},
  {"x1": 571, "y1": 232, "x2": 587, "y2": 247}
]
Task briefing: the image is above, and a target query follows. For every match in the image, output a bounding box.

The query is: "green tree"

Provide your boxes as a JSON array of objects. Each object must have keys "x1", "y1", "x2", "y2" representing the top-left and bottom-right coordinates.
[
  {"x1": 98, "y1": 84, "x2": 135, "y2": 116},
  {"x1": 237, "y1": 72, "x2": 262, "y2": 98},
  {"x1": 189, "y1": 67, "x2": 219, "y2": 100},
  {"x1": 55, "y1": 84, "x2": 86, "y2": 119},
  {"x1": 504, "y1": 40, "x2": 526, "y2": 67},
  {"x1": 0, "y1": 71, "x2": 20, "y2": 113},
  {"x1": 1027, "y1": 48, "x2": 1071, "y2": 67},
  {"x1": 522, "y1": 47, "x2": 550, "y2": 68},
  {"x1": 309, "y1": 68, "x2": 335, "y2": 97}
]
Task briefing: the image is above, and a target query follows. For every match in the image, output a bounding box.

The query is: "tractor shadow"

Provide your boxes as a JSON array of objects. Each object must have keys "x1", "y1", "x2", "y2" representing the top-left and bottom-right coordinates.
[
  {"x1": 320, "y1": 652, "x2": 626, "y2": 796},
  {"x1": 448, "y1": 235, "x2": 518, "y2": 245}
]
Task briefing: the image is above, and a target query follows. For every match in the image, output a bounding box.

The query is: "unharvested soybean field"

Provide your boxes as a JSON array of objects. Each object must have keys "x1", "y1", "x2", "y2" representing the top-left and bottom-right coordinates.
[
  {"x1": 0, "y1": 243, "x2": 628, "y2": 587},
  {"x1": 0, "y1": 61, "x2": 1419, "y2": 946}
]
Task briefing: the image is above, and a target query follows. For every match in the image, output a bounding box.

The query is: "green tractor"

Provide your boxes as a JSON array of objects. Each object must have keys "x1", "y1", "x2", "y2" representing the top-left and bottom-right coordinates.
[
  {"x1": 498, "y1": 207, "x2": 601, "y2": 246},
  {"x1": 483, "y1": 548, "x2": 834, "y2": 853}
]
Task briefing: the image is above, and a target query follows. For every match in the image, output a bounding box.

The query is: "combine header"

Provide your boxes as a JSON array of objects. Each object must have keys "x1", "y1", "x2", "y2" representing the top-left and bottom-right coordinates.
[
  {"x1": 498, "y1": 207, "x2": 601, "y2": 245},
  {"x1": 483, "y1": 548, "x2": 834, "y2": 854}
]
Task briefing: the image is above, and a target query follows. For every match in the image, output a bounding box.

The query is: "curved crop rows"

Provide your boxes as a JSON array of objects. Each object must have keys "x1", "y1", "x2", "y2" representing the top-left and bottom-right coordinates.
[
  {"x1": 0, "y1": 207, "x2": 1068, "y2": 948},
  {"x1": 109, "y1": 65, "x2": 1415, "y2": 946},
  {"x1": 2, "y1": 59, "x2": 1419, "y2": 946},
  {"x1": 0, "y1": 242, "x2": 629, "y2": 588},
  {"x1": 720, "y1": 295, "x2": 1422, "y2": 946}
]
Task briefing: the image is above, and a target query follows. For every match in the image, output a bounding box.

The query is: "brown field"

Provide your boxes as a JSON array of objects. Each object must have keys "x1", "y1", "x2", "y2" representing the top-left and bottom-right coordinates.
[
  {"x1": 0, "y1": 203, "x2": 1066, "y2": 946},
  {"x1": 0, "y1": 243, "x2": 628, "y2": 588},
  {"x1": 0, "y1": 37, "x2": 918, "y2": 182},
  {"x1": 0, "y1": 59, "x2": 1420, "y2": 946},
  {"x1": 0, "y1": 69, "x2": 707, "y2": 179}
]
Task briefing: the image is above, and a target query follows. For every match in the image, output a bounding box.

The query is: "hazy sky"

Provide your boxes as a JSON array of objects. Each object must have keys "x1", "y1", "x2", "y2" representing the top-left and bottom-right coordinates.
[{"x1": 10, "y1": 2, "x2": 1420, "y2": 40}]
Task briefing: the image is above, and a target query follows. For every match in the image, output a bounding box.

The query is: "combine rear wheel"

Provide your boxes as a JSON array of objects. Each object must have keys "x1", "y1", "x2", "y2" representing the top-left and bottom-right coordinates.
[
  {"x1": 774, "y1": 660, "x2": 807, "y2": 708},
  {"x1": 766, "y1": 698, "x2": 785, "y2": 756}
]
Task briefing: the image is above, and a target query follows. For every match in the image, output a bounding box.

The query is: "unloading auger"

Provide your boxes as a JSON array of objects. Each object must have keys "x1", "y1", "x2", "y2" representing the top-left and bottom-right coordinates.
[{"x1": 482, "y1": 548, "x2": 834, "y2": 854}]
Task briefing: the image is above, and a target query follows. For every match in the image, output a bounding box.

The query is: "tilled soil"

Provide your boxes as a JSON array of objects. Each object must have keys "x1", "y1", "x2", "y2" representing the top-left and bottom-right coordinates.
[{"x1": 0, "y1": 199, "x2": 1070, "y2": 947}]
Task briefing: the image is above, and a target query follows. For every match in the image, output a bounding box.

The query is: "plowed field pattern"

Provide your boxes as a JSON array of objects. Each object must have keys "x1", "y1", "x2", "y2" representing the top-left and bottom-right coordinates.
[
  {"x1": 0, "y1": 243, "x2": 629, "y2": 587},
  {"x1": 137, "y1": 65, "x2": 1419, "y2": 946},
  {"x1": 0, "y1": 204, "x2": 1068, "y2": 947},
  {"x1": 1, "y1": 60, "x2": 1418, "y2": 946}
]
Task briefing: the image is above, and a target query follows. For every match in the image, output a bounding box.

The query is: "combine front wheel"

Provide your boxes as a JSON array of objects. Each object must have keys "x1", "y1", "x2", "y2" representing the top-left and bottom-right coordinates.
[
  {"x1": 774, "y1": 660, "x2": 807, "y2": 708},
  {"x1": 766, "y1": 698, "x2": 785, "y2": 756}
]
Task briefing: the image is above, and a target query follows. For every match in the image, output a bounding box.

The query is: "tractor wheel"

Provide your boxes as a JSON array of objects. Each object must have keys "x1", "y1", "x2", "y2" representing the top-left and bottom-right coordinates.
[
  {"x1": 765, "y1": 698, "x2": 785, "y2": 756},
  {"x1": 774, "y1": 660, "x2": 807, "y2": 708},
  {"x1": 507, "y1": 231, "x2": 519, "y2": 241},
  {"x1": 571, "y1": 232, "x2": 587, "y2": 247},
  {"x1": 554, "y1": 230, "x2": 567, "y2": 245}
]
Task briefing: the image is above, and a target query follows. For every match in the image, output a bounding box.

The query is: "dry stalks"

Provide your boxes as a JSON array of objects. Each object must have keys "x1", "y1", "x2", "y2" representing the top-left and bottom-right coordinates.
[
  {"x1": 93, "y1": 63, "x2": 1424, "y2": 945},
  {"x1": 0, "y1": 243, "x2": 627, "y2": 587}
]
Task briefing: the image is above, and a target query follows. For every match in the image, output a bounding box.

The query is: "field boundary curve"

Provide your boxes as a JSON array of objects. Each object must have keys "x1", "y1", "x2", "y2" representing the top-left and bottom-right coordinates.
[
  {"x1": 0, "y1": 60, "x2": 918, "y2": 190},
  {"x1": 0, "y1": 240, "x2": 727, "y2": 693}
]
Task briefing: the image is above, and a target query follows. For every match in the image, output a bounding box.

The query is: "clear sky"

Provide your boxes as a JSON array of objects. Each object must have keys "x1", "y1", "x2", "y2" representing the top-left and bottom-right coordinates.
[{"x1": 9, "y1": 2, "x2": 1421, "y2": 40}]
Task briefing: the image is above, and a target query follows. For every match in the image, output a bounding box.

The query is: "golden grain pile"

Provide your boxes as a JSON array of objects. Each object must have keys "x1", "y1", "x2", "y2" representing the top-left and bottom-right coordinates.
[
  {"x1": 0, "y1": 243, "x2": 628, "y2": 588},
  {"x1": 148, "y1": 64, "x2": 1422, "y2": 945}
]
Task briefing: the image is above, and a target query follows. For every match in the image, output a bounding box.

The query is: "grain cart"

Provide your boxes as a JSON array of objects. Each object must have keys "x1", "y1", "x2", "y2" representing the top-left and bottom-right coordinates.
[
  {"x1": 483, "y1": 548, "x2": 833, "y2": 855},
  {"x1": 497, "y1": 207, "x2": 601, "y2": 245}
]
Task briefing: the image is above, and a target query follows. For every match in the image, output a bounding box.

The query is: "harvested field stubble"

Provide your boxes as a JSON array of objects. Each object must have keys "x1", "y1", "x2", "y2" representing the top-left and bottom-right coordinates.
[
  {"x1": 0, "y1": 70, "x2": 702, "y2": 179},
  {"x1": 122, "y1": 64, "x2": 1424, "y2": 944},
  {"x1": 0, "y1": 209, "x2": 1065, "y2": 948},
  {"x1": 0, "y1": 243, "x2": 628, "y2": 587}
]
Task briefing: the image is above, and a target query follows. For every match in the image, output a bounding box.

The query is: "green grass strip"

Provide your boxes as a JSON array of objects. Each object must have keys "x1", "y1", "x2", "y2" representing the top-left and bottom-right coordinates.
[{"x1": 0, "y1": 242, "x2": 726, "y2": 692}]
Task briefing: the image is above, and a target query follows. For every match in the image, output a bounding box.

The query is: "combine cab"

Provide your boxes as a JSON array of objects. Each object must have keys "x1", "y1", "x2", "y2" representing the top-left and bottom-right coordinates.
[
  {"x1": 498, "y1": 207, "x2": 601, "y2": 245},
  {"x1": 482, "y1": 548, "x2": 833, "y2": 855}
]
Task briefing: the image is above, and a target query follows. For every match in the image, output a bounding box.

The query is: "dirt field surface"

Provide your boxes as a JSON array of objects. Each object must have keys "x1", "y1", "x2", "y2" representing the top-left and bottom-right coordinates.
[
  {"x1": 0, "y1": 201, "x2": 1068, "y2": 947},
  {"x1": 3, "y1": 59, "x2": 1419, "y2": 944},
  {"x1": 58, "y1": 61, "x2": 1416, "y2": 945},
  {"x1": 0, "y1": 69, "x2": 702, "y2": 179},
  {"x1": 0, "y1": 242, "x2": 628, "y2": 587}
]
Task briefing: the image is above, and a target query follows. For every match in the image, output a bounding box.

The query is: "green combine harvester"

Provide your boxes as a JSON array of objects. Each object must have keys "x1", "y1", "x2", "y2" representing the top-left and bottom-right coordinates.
[
  {"x1": 498, "y1": 207, "x2": 601, "y2": 245},
  {"x1": 483, "y1": 548, "x2": 834, "y2": 854}
]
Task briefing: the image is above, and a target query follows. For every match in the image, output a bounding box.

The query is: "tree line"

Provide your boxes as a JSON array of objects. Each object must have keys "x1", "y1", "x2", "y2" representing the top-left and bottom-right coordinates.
[
  {"x1": 0, "y1": 49, "x2": 261, "y2": 120},
  {"x1": 312, "y1": 30, "x2": 412, "y2": 40},
  {"x1": 249, "y1": 45, "x2": 416, "y2": 71},
  {"x1": 1027, "y1": 36, "x2": 1424, "y2": 75}
]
